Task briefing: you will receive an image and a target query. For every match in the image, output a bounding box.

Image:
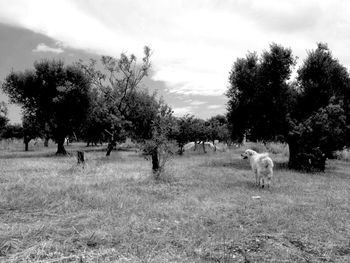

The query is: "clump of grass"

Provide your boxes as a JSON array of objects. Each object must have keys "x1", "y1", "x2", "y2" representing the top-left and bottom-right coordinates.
[
  {"x1": 240, "y1": 141, "x2": 267, "y2": 153},
  {"x1": 266, "y1": 142, "x2": 289, "y2": 157}
]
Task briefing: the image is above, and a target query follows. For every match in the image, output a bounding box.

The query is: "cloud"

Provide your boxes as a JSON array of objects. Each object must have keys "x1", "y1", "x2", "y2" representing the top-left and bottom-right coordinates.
[
  {"x1": 1, "y1": 0, "x2": 350, "y2": 97},
  {"x1": 207, "y1": 105, "x2": 223, "y2": 110},
  {"x1": 32, "y1": 43, "x2": 64, "y2": 54},
  {"x1": 188, "y1": 100, "x2": 206, "y2": 106},
  {"x1": 172, "y1": 106, "x2": 194, "y2": 117}
]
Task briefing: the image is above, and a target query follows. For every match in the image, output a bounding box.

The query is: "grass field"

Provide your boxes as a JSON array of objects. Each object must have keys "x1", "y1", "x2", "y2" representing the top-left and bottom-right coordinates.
[{"x1": 0, "y1": 143, "x2": 349, "y2": 262}]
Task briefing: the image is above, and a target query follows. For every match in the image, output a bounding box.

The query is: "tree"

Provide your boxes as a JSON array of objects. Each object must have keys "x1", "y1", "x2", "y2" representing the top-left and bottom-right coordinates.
[
  {"x1": 227, "y1": 43, "x2": 350, "y2": 171},
  {"x1": 191, "y1": 118, "x2": 210, "y2": 153},
  {"x1": 207, "y1": 114, "x2": 230, "y2": 149},
  {"x1": 78, "y1": 47, "x2": 151, "y2": 156},
  {"x1": 22, "y1": 112, "x2": 43, "y2": 151},
  {"x1": 287, "y1": 44, "x2": 350, "y2": 170},
  {"x1": 172, "y1": 114, "x2": 195, "y2": 154},
  {"x1": 227, "y1": 52, "x2": 260, "y2": 141},
  {"x1": 2, "y1": 60, "x2": 91, "y2": 154},
  {"x1": 227, "y1": 44, "x2": 296, "y2": 142},
  {"x1": 143, "y1": 101, "x2": 176, "y2": 177},
  {"x1": 1, "y1": 124, "x2": 23, "y2": 139},
  {"x1": 80, "y1": 87, "x2": 110, "y2": 146}
]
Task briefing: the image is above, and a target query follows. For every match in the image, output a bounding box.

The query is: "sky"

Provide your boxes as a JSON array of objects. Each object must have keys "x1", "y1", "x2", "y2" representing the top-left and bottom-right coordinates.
[{"x1": 1, "y1": 0, "x2": 350, "y2": 123}]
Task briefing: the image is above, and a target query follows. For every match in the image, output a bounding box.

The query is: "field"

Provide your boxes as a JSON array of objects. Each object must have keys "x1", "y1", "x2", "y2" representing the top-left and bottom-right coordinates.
[{"x1": 0, "y1": 142, "x2": 349, "y2": 262}]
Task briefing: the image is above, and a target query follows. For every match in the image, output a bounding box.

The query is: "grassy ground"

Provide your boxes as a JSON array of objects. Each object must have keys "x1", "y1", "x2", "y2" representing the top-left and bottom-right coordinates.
[{"x1": 0, "y1": 143, "x2": 349, "y2": 262}]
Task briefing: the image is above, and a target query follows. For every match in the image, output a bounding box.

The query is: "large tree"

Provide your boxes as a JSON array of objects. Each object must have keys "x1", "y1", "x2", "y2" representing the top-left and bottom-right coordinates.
[
  {"x1": 287, "y1": 44, "x2": 350, "y2": 170},
  {"x1": 2, "y1": 60, "x2": 91, "y2": 154},
  {"x1": 227, "y1": 43, "x2": 350, "y2": 171},
  {"x1": 227, "y1": 43, "x2": 296, "y2": 142}
]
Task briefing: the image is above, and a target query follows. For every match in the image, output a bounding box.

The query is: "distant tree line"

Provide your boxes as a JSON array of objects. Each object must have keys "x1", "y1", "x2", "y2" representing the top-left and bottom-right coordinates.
[{"x1": 2, "y1": 42, "x2": 346, "y2": 173}]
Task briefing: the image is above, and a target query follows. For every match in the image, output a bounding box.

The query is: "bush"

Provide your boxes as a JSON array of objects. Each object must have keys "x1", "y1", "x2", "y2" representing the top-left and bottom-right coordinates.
[{"x1": 288, "y1": 102, "x2": 346, "y2": 172}]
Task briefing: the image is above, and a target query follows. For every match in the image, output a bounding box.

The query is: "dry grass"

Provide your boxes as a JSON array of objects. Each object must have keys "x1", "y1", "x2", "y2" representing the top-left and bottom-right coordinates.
[{"x1": 0, "y1": 143, "x2": 349, "y2": 262}]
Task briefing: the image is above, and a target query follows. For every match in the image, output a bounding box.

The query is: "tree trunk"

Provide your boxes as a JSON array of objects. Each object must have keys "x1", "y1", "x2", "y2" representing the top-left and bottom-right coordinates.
[
  {"x1": 106, "y1": 141, "x2": 115, "y2": 156},
  {"x1": 77, "y1": 151, "x2": 85, "y2": 164},
  {"x1": 24, "y1": 137, "x2": 30, "y2": 151},
  {"x1": 152, "y1": 148, "x2": 160, "y2": 177},
  {"x1": 194, "y1": 141, "x2": 197, "y2": 151},
  {"x1": 56, "y1": 136, "x2": 67, "y2": 155},
  {"x1": 44, "y1": 137, "x2": 49, "y2": 147},
  {"x1": 202, "y1": 141, "x2": 207, "y2": 153},
  {"x1": 287, "y1": 137, "x2": 298, "y2": 169},
  {"x1": 106, "y1": 133, "x2": 117, "y2": 156},
  {"x1": 178, "y1": 145, "x2": 184, "y2": 155}
]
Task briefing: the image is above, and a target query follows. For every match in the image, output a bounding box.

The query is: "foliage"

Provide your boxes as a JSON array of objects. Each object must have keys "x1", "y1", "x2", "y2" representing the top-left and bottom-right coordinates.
[
  {"x1": 227, "y1": 43, "x2": 296, "y2": 142},
  {"x1": 172, "y1": 114, "x2": 196, "y2": 154},
  {"x1": 78, "y1": 47, "x2": 152, "y2": 155},
  {"x1": 227, "y1": 43, "x2": 350, "y2": 171},
  {"x1": 142, "y1": 99, "x2": 176, "y2": 179},
  {"x1": 22, "y1": 112, "x2": 44, "y2": 151},
  {"x1": 207, "y1": 115, "x2": 230, "y2": 145},
  {"x1": 2, "y1": 60, "x2": 91, "y2": 154},
  {"x1": 287, "y1": 44, "x2": 350, "y2": 171},
  {"x1": 1, "y1": 124, "x2": 23, "y2": 139}
]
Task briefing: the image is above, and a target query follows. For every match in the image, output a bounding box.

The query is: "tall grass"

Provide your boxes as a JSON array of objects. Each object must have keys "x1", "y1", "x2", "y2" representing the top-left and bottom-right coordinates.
[{"x1": 0, "y1": 144, "x2": 349, "y2": 262}]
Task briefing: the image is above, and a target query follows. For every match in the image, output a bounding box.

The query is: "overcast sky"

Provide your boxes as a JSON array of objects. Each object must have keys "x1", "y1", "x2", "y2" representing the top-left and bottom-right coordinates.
[{"x1": 1, "y1": 0, "x2": 350, "y2": 122}]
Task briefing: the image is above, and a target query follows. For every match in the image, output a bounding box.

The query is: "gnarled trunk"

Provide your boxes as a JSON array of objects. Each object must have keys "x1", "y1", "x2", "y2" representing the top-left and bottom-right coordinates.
[
  {"x1": 56, "y1": 136, "x2": 67, "y2": 155},
  {"x1": 287, "y1": 138, "x2": 298, "y2": 169},
  {"x1": 44, "y1": 137, "x2": 49, "y2": 147},
  {"x1": 24, "y1": 136, "x2": 30, "y2": 151},
  {"x1": 152, "y1": 147, "x2": 160, "y2": 178},
  {"x1": 106, "y1": 141, "x2": 115, "y2": 156}
]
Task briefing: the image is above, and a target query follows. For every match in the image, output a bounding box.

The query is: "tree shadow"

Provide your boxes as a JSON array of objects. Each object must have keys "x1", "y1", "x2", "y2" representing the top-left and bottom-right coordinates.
[
  {"x1": 0, "y1": 151, "x2": 59, "y2": 159},
  {"x1": 205, "y1": 157, "x2": 289, "y2": 171}
]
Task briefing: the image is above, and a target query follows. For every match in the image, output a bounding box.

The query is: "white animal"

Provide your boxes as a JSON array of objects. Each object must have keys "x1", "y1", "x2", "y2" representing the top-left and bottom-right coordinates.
[
  {"x1": 183, "y1": 142, "x2": 195, "y2": 151},
  {"x1": 241, "y1": 149, "x2": 274, "y2": 188}
]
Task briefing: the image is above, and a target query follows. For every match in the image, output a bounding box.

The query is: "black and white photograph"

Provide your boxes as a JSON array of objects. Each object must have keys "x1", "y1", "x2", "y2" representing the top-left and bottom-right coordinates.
[{"x1": 0, "y1": 0, "x2": 349, "y2": 262}]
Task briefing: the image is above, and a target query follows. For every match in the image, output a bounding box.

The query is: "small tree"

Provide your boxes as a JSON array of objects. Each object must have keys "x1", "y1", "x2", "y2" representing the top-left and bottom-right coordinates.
[
  {"x1": 22, "y1": 112, "x2": 43, "y2": 151},
  {"x1": 144, "y1": 102, "x2": 176, "y2": 178},
  {"x1": 207, "y1": 114, "x2": 230, "y2": 149},
  {"x1": 78, "y1": 47, "x2": 152, "y2": 156},
  {"x1": 191, "y1": 118, "x2": 210, "y2": 153},
  {"x1": 172, "y1": 114, "x2": 195, "y2": 154},
  {"x1": 287, "y1": 44, "x2": 350, "y2": 170}
]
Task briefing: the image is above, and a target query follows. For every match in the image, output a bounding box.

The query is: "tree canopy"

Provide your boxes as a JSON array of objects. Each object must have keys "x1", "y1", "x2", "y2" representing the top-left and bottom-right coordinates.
[
  {"x1": 2, "y1": 60, "x2": 91, "y2": 154},
  {"x1": 227, "y1": 43, "x2": 350, "y2": 171}
]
